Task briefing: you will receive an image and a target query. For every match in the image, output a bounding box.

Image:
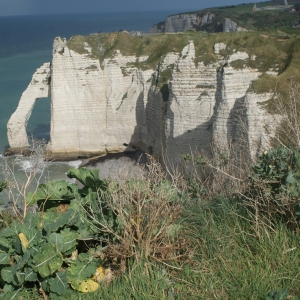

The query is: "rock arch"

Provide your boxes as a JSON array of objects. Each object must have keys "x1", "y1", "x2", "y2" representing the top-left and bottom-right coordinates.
[{"x1": 7, "y1": 63, "x2": 51, "y2": 152}]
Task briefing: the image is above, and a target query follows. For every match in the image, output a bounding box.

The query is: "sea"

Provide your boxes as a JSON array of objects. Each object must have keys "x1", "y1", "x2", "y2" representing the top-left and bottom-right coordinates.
[{"x1": 0, "y1": 11, "x2": 178, "y2": 201}]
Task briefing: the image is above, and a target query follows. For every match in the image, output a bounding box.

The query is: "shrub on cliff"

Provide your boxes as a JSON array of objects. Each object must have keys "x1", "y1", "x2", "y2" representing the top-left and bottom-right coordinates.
[{"x1": 245, "y1": 147, "x2": 300, "y2": 226}]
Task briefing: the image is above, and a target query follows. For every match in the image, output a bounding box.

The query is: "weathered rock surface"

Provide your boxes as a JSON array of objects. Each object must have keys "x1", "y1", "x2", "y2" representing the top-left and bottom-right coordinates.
[
  {"x1": 223, "y1": 18, "x2": 248, "y2": 32},
  {"x1": 7, "y1": 36, "x2": 277, "y2": 161},
  {"x1": 148, "y1": 12, "x2": 248, "y2": 33},
  {"x1": 46, "y1": 37, "x2": 153, "y2": 160},
  {"x1": 7, "y1": 63, "x2": 51, "y2": 150},
  {"x1": 149, "y1": 12, "x2": 215, "y2": 33}
]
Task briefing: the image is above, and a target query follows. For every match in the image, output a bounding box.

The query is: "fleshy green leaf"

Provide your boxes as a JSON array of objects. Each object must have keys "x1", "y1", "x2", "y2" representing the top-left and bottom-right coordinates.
[
  {"x1": 40, "y1": 277, "x2": 51, "y2": 293},
  {"x1": 60, "y1": 229, "x2": 78, "y2": 252},
  {"x1": 49, "y1": 271, "x2": 68, "y2": 295},
  {"x1": 1, "y1": 289, "x2": 21, "y2": 300},
  {"x1": 48, "y1": 233, "x2": 64, "y2": 251},
  {"x1": 0, "y1": 237, "x2": 12, "y2": 250},
  {"x1": 48, "y1": 229, "x2": 78, "y2": 253},
  {"x1": 16, "y1": 251, "x2": 31, "y2": 269},
  {"x1": 67, "y1": 168, "x2": 105, "y2": 192},
  {"x1": 42, "y1": 209, "x2": 79, "y2": 234},
  {"x1": 31, "y1": 244, "x2": 63, "y2": 277},
  {"x1": 24, "y1": 267, "x2": 38, "y2": 282},
  {"x1": 21, "y1": 213, "x2": 41, "y2": 229},
  {"x1": 15, "y1": 271, "x2": 25, "y2": 285},
  {"x1": 54, "y1": 288, "x2": 79, "y2": 300},
  {"x1": 0, "y1": 227, "x2": 16, "y2": 238},
  {"x1": 2, "y1": 284, "x2": 13, "y2": 293},
  {"x1": 67, "y1": 261, "x2": 97, "y2": 282},
  {"x1": 0, "y1": 253, "x2": 10, "y2": 265},
  {"x1": 10, "y1": 221, "x2": 21, "y2": 235},
  {"x1": 26, "y1": 180, "x2": 78, "y2": 205},
  {"x1": 1, "y1": 266, "x2": 16, "y2": 284},
  {"x1": 19, "y1": 227, "x2": 42, "y2": 249}
]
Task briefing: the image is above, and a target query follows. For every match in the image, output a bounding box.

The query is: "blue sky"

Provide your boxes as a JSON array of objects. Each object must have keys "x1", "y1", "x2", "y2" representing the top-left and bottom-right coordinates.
[{"x1": 0, "y1": 0, "x2": 266, "y2": 16}]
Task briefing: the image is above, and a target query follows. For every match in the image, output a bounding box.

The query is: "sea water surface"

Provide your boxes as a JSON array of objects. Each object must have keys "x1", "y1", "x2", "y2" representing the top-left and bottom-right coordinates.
[{"x1": 0, "y1": 11, "x2": 178, "y2": 200}]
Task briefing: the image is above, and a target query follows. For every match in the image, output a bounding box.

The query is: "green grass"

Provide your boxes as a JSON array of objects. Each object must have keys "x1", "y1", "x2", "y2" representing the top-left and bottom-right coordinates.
[
  {"x1": 22, "y1": 201, "x2": 300, "y2": 299},
  {"x1": 67, "y1": 30, "x2": 298, "y2": 70},
  {"x1": 21, "y1": 197, "x2": 300, "y2": 299},
  {"x1": 177, "y1": 199, "x2": 300, "y2": 299},
  {"x1": 3, "y1": 172, "x2": 300, "y2": 299},
  {"x1": 67, "y1": 30, "x2": 300, "y2": 114},
  {"x1": 206, "y1": 2, "x2": 300, "y2": 34},
  {"x1": 68, "y1": 33, "x2": 194, "y2": 70},
  {"x1": 170, "y1": 1, "x2": 300, "y2": 34}
]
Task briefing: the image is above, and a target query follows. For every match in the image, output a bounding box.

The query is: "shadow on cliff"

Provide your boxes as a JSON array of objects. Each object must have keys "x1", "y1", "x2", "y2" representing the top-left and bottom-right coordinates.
[
  {"x1": 163, "y1": 71, "x2": 225, "y2": 161},
  {"x1": 227, "y1": 96, "x2": 248, "y2": 145},
  {"x1": 126, "y1": 90, "x2": 145, "y2": 151},
  {"x1": 125, "y1": 70, "x2": 254, "y2": 164},
  {"x1": 227, "y1": 96, "x2": 251, "y2": 157},
  {"x1": 128, "y1": 86, "x2": 170, "y2": 157},
  {"x1": 126, "y1": 76, "x2": 221, "y2": 162}
]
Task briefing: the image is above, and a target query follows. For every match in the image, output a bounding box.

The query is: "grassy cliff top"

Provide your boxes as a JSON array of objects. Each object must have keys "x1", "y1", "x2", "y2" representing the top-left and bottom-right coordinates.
[
  {"x1": 159, "y1": 1, "x2": 300, "y2": 34},
  {"x1": 66, "y1": 30, "x2": 300, "y2": 101},
  {"x1": 208, "y1": 3, "x2": 300, "y2": 33}
]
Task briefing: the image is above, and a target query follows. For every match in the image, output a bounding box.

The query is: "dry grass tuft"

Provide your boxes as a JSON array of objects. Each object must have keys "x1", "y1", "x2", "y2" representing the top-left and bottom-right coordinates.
[{"x1": 88, "y1": 156, "x2": 192, "y2": 271}]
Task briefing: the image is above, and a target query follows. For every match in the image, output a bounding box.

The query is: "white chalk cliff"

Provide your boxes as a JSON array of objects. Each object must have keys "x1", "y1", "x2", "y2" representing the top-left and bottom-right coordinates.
[
  {"x1": 148, "y1": 13, "x2": 247, "y2": 33},
  {"x1": 7, "y1": 36, "x2": 276, "y2": 161},
  {"x1": 148, "y1": 13, "x2": 215, "y2": 33},
  {"x1": 7, "y1": 63, "x2": 51, "y2": 150},
  {"x1": 149, "y1": 13, "x2": 215, "y2": 33}
]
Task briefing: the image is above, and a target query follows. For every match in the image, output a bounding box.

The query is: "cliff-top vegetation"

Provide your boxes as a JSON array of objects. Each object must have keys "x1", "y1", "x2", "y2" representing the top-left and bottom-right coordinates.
[
  {"x1": 167, "y1": 1, "x2": 300, "y2": 34},
  {"x1": 66, "y1": 30, "x2": 300, "y2": 102}
]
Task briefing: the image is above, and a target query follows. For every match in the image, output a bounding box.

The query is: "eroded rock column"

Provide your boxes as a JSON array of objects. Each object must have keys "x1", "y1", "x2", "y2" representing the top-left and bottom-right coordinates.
[{"x1": 6, "y1": 63, "x2": 51, "y2": 153}]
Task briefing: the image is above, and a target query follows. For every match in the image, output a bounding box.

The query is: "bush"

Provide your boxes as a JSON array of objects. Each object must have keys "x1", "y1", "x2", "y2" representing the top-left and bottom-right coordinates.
[
  {"x1": 87, "y1": 158, "x2": 190, "y2": 266},
  {"x1": 0, "y1": 168, "x2": 113, "y2": 299},
  {"x1": 246, "y1": 147, "x2": 300, "y2": 224}
]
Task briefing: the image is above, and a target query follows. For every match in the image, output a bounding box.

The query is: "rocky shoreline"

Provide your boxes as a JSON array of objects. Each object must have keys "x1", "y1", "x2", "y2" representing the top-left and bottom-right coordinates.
[{"x1": 80, "y1": 150, "x2": 148, "y2": 183}]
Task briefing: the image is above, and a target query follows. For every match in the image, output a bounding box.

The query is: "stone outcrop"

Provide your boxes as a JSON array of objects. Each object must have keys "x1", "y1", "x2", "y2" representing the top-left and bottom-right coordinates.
[
  {"x1": 223, "y1": 18, "x2": 248, "y2": 32},
  {"x1": 148, "y1": 13, "x2": 249, "y2": 33},
  {"x1": 7, "y1": 36, "x2": 277, "y2": 161},
  {"x1": 7, "y1": 63, "x2": 51, "y2": 151},
  {"x1": 148, "y1": 12, "x2": 215, "y2": 33}
]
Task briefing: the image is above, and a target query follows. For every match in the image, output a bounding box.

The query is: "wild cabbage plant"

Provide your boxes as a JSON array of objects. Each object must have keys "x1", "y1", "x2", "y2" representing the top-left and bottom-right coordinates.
[{"x1": 0, "y1": 168, "x2": 113, "y2": 299}]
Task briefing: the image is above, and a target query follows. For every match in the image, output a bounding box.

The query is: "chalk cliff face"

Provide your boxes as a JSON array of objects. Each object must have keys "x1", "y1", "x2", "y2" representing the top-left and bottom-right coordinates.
[
  {"x1": 7, "y1": 35, "x2": 277, "y2": 161},
  {"x1": 7, "y1": 63, "x2": 51, "y2": 151},
  {"x1": 164, "y1": 42, "x2": 272, "y2": 161},
  {"x1": 148, "y1": 13, "x2": 247, "y2": 33},
  {"x1": 48, "y1": 37, "x2": 154, "y2": 159},
  {"x1": 148, "y1": 13, "x2": 215, "y2": 33},
  {"x1": 223, "y1": 18, "x2": 248, "y2": 32}
]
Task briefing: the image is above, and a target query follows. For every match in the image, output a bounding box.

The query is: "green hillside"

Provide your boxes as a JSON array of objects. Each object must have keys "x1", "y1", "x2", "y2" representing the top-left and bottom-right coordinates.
[{"x1": 161, "y1": 1, "x2": 300, "y2": 34}]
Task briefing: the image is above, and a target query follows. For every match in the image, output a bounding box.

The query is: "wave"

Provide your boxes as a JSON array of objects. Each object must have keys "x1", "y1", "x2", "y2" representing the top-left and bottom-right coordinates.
[
  {"x1": 66, "y1": 160, "x2": 82, "y2": 169},
  {"x1": 17, "y1": 158, "x2": 45, "y2": 174},
  {"x1": 18, "y1": 160, "x2": 82, "y2": 174}
]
